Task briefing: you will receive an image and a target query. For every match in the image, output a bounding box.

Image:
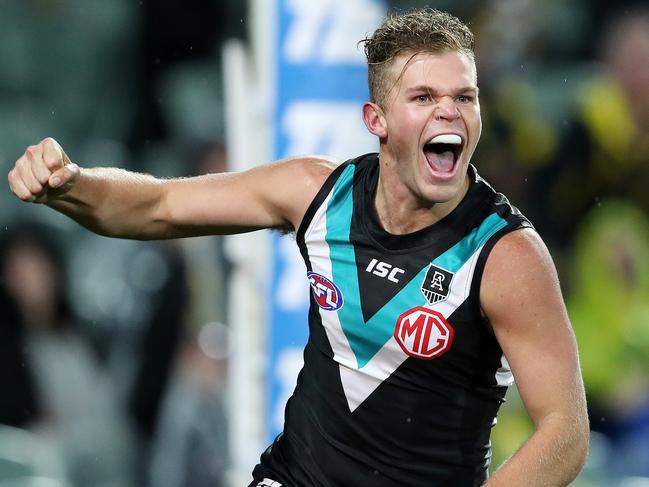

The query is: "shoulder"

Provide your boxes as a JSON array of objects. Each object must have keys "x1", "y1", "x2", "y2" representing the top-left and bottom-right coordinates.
[
  {"x1": 281, "y1": 155, "x2": 341, "y2": 188},
  {"x1": 484, "y1": 228, "x2": 553, "y2": 277},
  {"x1": 265, "y1": 155, "x2": 342, "y2": 231},
  {"x1": 480, "y1": 228, "x2": 563, "y2": 328},
  {"x1": 275, "y1": 155, "x2": 342, "y2": 205}
]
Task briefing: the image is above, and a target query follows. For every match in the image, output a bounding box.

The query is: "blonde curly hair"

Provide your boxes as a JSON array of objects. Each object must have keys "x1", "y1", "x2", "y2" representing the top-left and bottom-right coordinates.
[{"x1": 361, "y1": 8, "x2": 475, "y2": 107}]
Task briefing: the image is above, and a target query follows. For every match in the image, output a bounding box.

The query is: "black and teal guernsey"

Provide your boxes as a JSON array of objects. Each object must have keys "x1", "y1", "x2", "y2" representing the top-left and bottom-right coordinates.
[{"x1": 253, "y1": 153, "x2": 532, "y2": 487}]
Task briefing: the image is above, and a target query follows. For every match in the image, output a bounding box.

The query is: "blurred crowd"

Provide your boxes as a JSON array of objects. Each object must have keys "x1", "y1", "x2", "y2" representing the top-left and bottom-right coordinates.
[{"x1": 1, "y1": 0, "x2": 648, "y2": 486}]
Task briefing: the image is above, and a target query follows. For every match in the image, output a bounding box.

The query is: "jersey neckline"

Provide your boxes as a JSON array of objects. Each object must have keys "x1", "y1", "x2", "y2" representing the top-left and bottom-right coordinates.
[{"x1": 360, "y1": 155, "x2": 489, "y2": 253}]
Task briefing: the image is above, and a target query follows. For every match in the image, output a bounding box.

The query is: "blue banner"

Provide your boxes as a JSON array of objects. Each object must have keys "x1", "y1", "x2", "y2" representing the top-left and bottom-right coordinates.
[{"x1": 267, "y1": 0, "x2": 386, "y2": 441}]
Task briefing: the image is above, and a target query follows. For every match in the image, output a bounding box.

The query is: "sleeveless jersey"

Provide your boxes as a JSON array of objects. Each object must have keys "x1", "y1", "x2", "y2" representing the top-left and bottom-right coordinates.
[{"x1": 253, "y1": 153, "x2": 532, "y2": 487}]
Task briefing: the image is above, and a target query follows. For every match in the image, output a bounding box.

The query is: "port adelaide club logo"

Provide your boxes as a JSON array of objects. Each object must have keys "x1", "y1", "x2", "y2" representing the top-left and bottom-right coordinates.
[
  {"x1": 421, "y1": 264, "x2": 454, "y2": 305},
  {"x1": 307, "y1": 272, "x2": 344, "y2": 311}
]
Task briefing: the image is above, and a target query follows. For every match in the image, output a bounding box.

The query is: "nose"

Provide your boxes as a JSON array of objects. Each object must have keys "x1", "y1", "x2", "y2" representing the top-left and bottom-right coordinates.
[{"x1": 434, "y1": 96, "x2": 460, "y2": 122}]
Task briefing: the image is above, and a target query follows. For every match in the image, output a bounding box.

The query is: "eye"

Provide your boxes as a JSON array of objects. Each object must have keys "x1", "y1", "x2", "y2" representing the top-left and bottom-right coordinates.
[
  {"x1": 415, "y1": 94, "x2": 431, "y2": 103},
  {"x1": 456, "y1": 95, "x2": 474, "y2": 104}
]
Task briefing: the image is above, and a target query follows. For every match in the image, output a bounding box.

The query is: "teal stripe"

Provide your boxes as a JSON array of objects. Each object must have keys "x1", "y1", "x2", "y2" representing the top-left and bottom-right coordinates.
[
  {"x1": 433, "y1": 212, "x2": 508, "y2": 272},
  {"x1": 326, "y1": 164, "x2": 361, "y2": 339},
  {"x1": 324, "y1": 175, "x2": 508, "y2": 368}
]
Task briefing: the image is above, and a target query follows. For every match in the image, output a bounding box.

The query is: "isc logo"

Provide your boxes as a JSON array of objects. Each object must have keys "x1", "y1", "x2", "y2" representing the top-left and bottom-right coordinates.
[
  {"x1": 307, "y1": 272, "x2": 344, "y2": 311},
  {"x1": 394, "y1": 307, "x2": 454, "y2": 360},
  {"x1": 365, "y1": 258, "x2": 405, "y2": 283}
]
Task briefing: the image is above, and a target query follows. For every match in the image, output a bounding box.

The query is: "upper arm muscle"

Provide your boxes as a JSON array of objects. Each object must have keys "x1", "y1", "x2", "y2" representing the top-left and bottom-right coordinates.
[
  {"x1": 480, "y1": 229, "x2": 586, "y2": 426},
  {"x1": 157, "y1": 156, "x2": 338, "y2": 238}
]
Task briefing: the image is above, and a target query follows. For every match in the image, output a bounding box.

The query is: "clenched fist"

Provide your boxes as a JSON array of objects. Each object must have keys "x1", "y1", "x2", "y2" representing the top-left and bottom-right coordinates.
[{"x1": 8, "y1": 137, "x2": 80, "y2": 203}]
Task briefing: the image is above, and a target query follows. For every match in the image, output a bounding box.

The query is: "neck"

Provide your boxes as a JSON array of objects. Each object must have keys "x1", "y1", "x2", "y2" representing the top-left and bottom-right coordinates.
[{"x1": 374, "y1": 162, "x2": 470, "y2": 235}]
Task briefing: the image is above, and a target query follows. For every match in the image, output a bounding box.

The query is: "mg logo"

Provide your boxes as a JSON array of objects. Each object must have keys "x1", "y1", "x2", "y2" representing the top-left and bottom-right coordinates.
[
  {"x1": 365, "y1": 258, "x2": 405, "y2": 283},
  {"x1": 307, "y1": 272, "x2": 344, "y2": 311},
  {"x1": 394, "y1": 307, "x2": 454, "y2": 360}
]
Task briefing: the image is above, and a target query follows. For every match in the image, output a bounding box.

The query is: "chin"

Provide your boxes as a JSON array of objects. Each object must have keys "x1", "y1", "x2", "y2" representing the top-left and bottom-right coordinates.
[{"x1": 421, "y1": 185, "x2": 461, "y2": 204}]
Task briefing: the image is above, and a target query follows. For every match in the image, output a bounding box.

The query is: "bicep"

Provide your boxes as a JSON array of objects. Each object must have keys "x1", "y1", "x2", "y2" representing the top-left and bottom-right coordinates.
[
  {"x1": 158, "y1": 156, "x2": 336, "y2": 237},
  {"x1": 480, "y1": 229, "x2": 586, "y2": 426}
]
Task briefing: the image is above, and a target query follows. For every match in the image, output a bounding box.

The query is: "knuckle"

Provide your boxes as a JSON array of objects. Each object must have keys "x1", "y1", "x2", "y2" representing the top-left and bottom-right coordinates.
[
  {"x1": 17, "y1": 157, "x2": 33, "y2": 175},
  {"x1": 15, "y1": 187, "x2": 28, "y2": 199},
  {"x1": 45, "y1": 160, "x2": 62, "y2": 173},
  {"x1": 43, "y1": 149, "x2": 64, "y2": 170},
  {"x1": 43, "y1": 158, "x2": 59, "y2": 170},
  {"x1": 26, "y1": 179, "x2": 42, "y2": 193},
  {"x1": 9, "y1": 168, "x2": 23, "y2": 186},
  {"x1": 10, "y1": 183, "x2": 28, "y2": 201},
  {"x1": 43, "y1": 152, "x2": 62, "y2": 168},
  {"x1": 9, "y1": 169, "x2": 20, "y2": 185},
  {"x1": 20, "y1": 190, "x2": 35, "y2": 202},
  {"x1": 37, "y1": 171, "x2": 51, "y2": 185}
]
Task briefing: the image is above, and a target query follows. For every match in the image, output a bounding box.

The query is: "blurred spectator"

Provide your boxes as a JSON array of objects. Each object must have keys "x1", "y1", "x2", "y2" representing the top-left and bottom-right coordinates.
[
  {"x1": 0, "y1": 224, "x2": 135, "y2": 486},
  {"x1": 523, "y1": 21, "x2": 649, "y2": 479},
  {"x1": 125, "y1": 240, "x2": 190, "y2": 486},
  {"x1": 148, "y1": 323, "x2": 230, "y2": 487},
  {"x1": 527, "y1": 7, "x2": 649, "y2": 251},
  {"x1": 568, "y1": 201, "x2": 649, "y2": 478},
  {"x1": 128, "y1": 240, "x2": 188, "y2": 442},
  {"x1": 0, "y1": 261, "x2": 40, "y2": 428},
  {"x1": 63, "y1": 233, "x2": 193, "y2": 484}
]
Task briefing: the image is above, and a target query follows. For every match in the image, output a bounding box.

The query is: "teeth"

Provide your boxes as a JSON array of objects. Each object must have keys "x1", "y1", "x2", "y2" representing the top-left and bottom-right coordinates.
[{"x1": 429, "y1": 134, "x2": 462, "y2": 145}]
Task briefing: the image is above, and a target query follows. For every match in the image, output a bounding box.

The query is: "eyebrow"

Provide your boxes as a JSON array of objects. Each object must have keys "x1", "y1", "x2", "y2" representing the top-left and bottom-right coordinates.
[{"x1": 406, "y1": 86, "x2": 480, "y2": 96}]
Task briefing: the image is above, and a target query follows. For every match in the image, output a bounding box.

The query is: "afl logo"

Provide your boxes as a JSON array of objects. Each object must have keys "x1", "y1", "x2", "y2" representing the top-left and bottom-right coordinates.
[
  {"x1": 307, "y1": 272, "x2": 344, "y2": 311},
  {"x1": 394, "y1": 306, "x2": 454, "y2": 360}
]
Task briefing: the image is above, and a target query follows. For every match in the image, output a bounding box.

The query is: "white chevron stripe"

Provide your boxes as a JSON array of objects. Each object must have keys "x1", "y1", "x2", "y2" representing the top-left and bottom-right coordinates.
[
  {"x1": 304, "y1": 191, "x2": 489, "y2": 412},
  {"x1": 304, "y1": 191, "x2": 358, "y2": 372}
]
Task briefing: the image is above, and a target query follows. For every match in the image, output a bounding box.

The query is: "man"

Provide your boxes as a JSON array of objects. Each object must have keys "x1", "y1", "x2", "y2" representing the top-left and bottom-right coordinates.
[{"x1": 8, "y1": 8, "x2": 588, "y2": 487}]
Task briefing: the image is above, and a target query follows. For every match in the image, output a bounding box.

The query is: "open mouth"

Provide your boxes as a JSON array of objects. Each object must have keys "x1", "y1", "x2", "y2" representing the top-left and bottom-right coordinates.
[{"x1": 423, "y1": 134, "x2": 464, "y2": 175}]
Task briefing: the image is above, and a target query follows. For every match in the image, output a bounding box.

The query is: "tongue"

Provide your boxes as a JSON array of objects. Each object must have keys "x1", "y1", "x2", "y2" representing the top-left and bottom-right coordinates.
[{"x1": 425, "y1": 149, "x2": 454, "y2": 173}]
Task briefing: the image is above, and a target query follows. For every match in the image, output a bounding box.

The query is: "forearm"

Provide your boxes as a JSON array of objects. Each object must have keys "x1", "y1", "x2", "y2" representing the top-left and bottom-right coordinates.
[
  {"x1": 485, "y1": 415, "x2": 589, "y2": 486},
  {"x1": 48, "y1": 167, "x2": 169, "y2": 239},
  {"x1": 10, "y1": 139, "x2": 329, "y2": 239}
]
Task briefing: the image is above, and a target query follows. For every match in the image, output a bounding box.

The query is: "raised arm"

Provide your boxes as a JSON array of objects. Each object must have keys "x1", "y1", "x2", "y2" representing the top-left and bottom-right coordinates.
[
  {"x1": 481, "y1": 229, "x2": 589, "y2": 486},
  {"x1": 8, "y1": 138, "x2": 336, "y2": 239}
]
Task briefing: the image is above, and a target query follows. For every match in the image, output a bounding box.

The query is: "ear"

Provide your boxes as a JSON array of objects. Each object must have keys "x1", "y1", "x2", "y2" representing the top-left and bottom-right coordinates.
[{"x1": 362, "y1": 102, "x2": 388, "y2": 139}]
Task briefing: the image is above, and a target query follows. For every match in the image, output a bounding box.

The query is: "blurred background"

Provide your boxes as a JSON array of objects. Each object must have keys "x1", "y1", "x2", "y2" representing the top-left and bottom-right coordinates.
[{"x1": 1, "y1": 0, "x2": 648, "y2": 486}]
